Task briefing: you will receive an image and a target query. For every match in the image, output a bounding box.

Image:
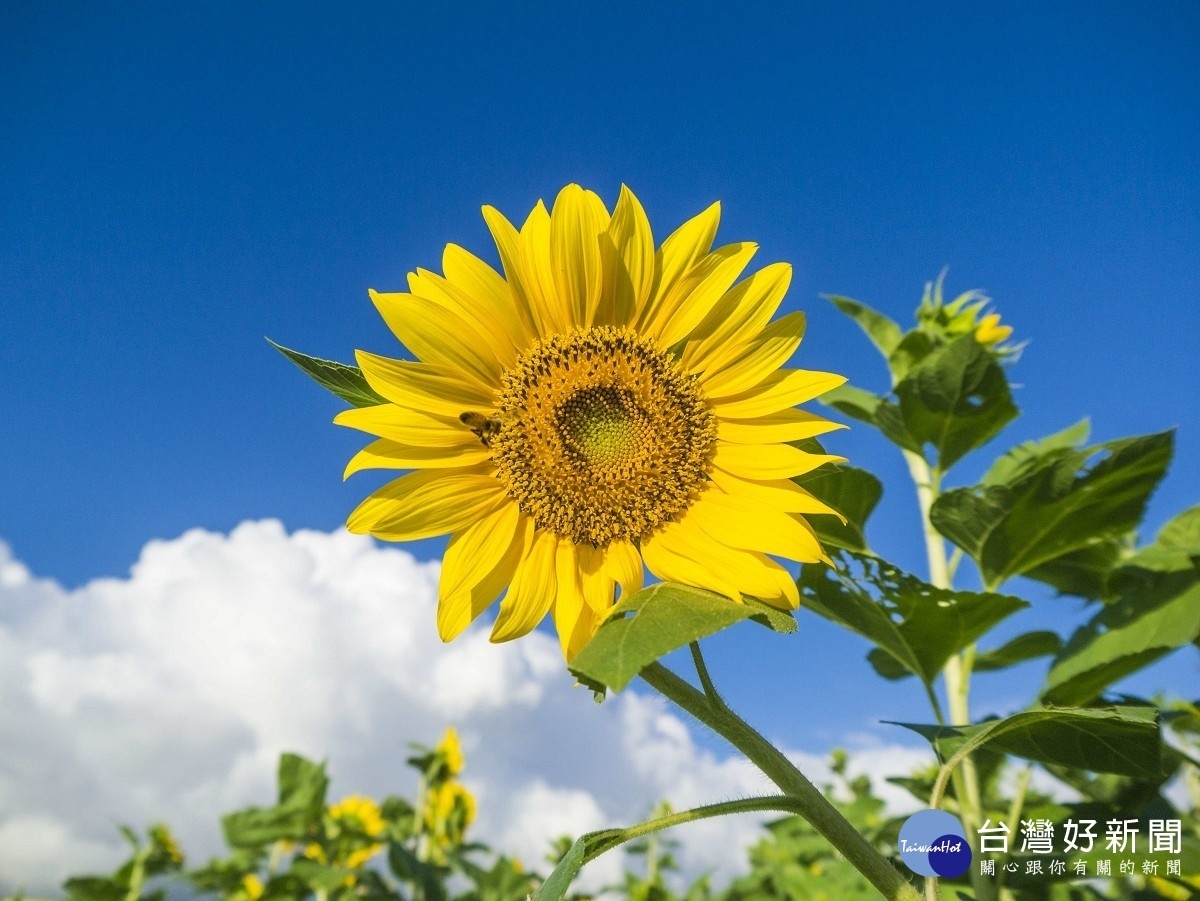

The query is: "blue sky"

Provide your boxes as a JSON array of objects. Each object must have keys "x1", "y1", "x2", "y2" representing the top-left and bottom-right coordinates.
[{"x1": 3, "y1": 2, "x2": 1198, "y2": 749}]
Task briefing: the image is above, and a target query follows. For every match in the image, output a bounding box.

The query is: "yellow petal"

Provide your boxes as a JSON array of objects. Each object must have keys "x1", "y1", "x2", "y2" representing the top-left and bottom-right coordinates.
[
  {"x1": 519, "y1": 201, "x2": 570, "y2": 336},
  {"x1": 747, "y1": 551, "x2": 801, "y2": 610},
  {"x1": 335, "y1": 403, "x2": 477, "y2": 445},
  {"x1": 481, "y1": 204, "x2": 540, "y2": 336},
  {"x1": 717, "y1": 409, "x2": 846, "y2": 444},
  {"x1": 653, "y1": 514, "x2": 785, "y2": 601},
  {"x1": 641, "y1": 521, "x2": 742, "y2": 602},
  {"x1": 709, "y1": 368, "x2": 847, "y2": 418},
  {"x1": 642, "y1": 201, "x2": 720, "y2": 328},
  {"x1": 347, "y1": 469, "x2": 506, "y2": 541},
  {"x1": 354, "y1": 352, "x2": 495, "y2": 419},
  {"x1": 550, "y1": 184, "x2": 608, "y2": 330},
  {"x1": 709, "y1": 465, "x2": 844, "y2": 519},
  {"x1": 369, "y1": 290, "x2": 503, "y2": 389},
  {"x1": 699, "y1": 311, "x2": 805, "y2": 395},
  {"x1": 681, "y1": 262, "x2": 792, "y2": 374},
  {"x1": 645, "y1": 243, "x2": 758, "y2": 348},
  {"x1": 687, "y1": 491, "x2": 828, "y2": 564},
  {"x1": 491, "y1": 530, "x2": 558, "y2": 642},
  {"x1": 551, "y1": 539, "x2": 587, "y2": 658},
  {"x1": 602, "y1": 184, "x2": 655, "y2": 326},
  {"x1": 438, "y1": 504, "x2": 531, "y2": 641},
  {"x1": 565, "y1": 602, "x2": 600, "y2": 661},
  {"x1": 577, "y1": 543, "x2": 617, "y2": 614},
  {"x1": 440, "y1": 247, "x2": 532, "y2": 354},
  {"x1": 343, "y1": 437, "x2": 491, "y2": 477},
  {"x1": 712, "y1": 440, "x2": 843, "y2": 481},
  {"x1": 602, "y1": 539, "x2": 645, "y2": 601}
]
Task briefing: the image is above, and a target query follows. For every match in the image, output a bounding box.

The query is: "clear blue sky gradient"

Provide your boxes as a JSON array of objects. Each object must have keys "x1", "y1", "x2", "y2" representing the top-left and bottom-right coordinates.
[{"x1": 3, "y1": 2, "x2": 1197, "y2": 746}]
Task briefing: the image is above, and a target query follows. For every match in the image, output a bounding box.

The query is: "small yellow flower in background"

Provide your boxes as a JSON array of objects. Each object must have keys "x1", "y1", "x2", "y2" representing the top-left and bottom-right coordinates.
[
  {"x1": 340, "y1": 184, "x2": 846, "y2": 658},
  {"x1": 240, "y1": 874, "x2": 264, "y2": 901},
  {"x1": 435, "y1": 726, "x2": 464, "y2": 777},
  {"x1": 423, "y1": 780, "x2": 476, "y2": 862},
  {"x1": 329, "y1": 794, "x2": 386, "y2": 838},
  {"x1": 974, "y1": 312, "x2": 1013, "y2": 346},
  {"x1": 149, "y1": 823, "x2": 184, "y2": 865},
  {"x1": 329, "y1": 794, "x2": 385, "y2": 869}
]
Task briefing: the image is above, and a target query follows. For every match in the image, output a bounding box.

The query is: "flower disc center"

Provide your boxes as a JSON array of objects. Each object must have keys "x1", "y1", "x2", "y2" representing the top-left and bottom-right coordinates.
[{"x1": 489, "y1": 326, "x2": 716, "y2": 547}]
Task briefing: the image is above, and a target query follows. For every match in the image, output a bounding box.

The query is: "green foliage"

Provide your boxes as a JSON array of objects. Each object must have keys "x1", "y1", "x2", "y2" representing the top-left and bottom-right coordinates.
[
  {"x1": 570, "y1": 583, "x2": 794, "y2": 693},
  {"x1": 223, "y1": 754, "x2": 330, "y2": 848},
  {"x1": 1042, "y1": 505, "x2": 1200, "y2": 705},
  {"x1": 797, "y1": 464, "x2": 882, "y2": 553},
  {"x1": 893, "y1": 335, "x2": 1018, "y2": 470},
  {"x1": 972, "y1": 631, "x2": 1062, "y2": 672},
  {"x1": 269, "y1": 339, "x2": 387, "y2": 408},
  {"x1": 798, "y1": 550, "x2": 1026, "y2": 685},
  {"x1": 63, "y1": 824, "x2": 183, "y2": 901},
  {"x1": 930, "y1": 428, "x2": 1174, "y2": 592},
  {"x1": 895, "y1": 705, "x2": 1163, "y2": 778}
]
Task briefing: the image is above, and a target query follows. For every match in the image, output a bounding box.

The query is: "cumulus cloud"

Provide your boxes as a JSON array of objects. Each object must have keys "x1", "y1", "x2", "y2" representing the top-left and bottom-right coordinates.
[{"x1": 0, "y1": 522, "x2": 927, "y2": 894}]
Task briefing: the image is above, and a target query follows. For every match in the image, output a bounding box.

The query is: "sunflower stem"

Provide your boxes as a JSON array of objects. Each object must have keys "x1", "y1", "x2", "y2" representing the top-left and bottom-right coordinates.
[
  {"x1": 639, "y1": 661, "x2": 921, "y2": 901},
  {"x1": 902, "y1": 450, "x2": 992, "y2": 901},
  {"x1": 689, "y1": 641, "x2": 726, "y2": 709}
]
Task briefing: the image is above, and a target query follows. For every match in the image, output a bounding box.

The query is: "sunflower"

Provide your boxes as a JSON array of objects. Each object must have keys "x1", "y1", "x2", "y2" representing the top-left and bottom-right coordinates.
[{"x1": 339, "y1": 185, "x2": 846, "y2": 659}]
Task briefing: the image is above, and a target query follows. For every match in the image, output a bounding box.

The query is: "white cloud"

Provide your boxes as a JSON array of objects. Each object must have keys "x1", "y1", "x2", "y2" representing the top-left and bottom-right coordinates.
[{"x1": 0, "y1": 522, "x2": 928, "y2": 895}]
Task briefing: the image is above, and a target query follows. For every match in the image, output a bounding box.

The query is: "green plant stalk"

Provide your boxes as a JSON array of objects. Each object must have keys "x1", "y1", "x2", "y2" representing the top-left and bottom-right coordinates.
[
  {"x1": 903, "y1": 450, "x2": 992, "y2": 901},
  {"x1": 639, "y1": 661, "x2": 922, "y2": 901},
  {"x1": 123, "y1": 845, "x2": 149, "y2": 901},
  {"x1": 581, "y1": 795, "x2": 843, "y2": 862},
  {"x1": 995, "y1": 764, "x2": 1033, "y2": 900}
]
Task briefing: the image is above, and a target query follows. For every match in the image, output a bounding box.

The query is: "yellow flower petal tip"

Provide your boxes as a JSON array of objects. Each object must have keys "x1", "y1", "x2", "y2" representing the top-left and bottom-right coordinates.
[{"x1": 341, "y1": 186, "x2": 847, "y2": 659}]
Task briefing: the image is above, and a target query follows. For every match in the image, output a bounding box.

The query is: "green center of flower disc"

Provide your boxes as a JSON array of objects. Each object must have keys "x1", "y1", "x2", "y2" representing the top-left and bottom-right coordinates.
[
  {"x1": 558, "y1": 386, "x2": 647, "y2": 467},
  {"x1": 489, "y1": 326, "x2": 717, "y2": 547}
]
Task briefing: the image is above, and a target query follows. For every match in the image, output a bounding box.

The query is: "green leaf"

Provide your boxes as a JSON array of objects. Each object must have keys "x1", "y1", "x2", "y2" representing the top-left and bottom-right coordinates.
[
  {"x1": 222, "y1": 753, "x2": 329, "y2": 848},
  {"x1": 893, "y1": 335, "x2": 1017, "y2": 470},
  {"x1": 289, "y1": 859, "x2": 356, "y2": 892},
  {"x1": 570, "y1": 583, "x2": 789, "y2": 692},
  {"x1": 798, "y1": 550, "x2": 1026, "y2": 684},
  {"x1": 268, "y1": 339, "x2": 387, "y2": 408},
  {"x1": 973, "y1": 631, "x2": 1062, "y2": 672},
  {"x1": 981, "y1": 418, "x2": 1091, "y2": 486},
  {"x1": 64, "y1": 878, "x2": 127, "y2": 901},
  {"x1": 743, "y1": 597, "x2": 799, "y2": 634},
  {"x1": 930, "y1": 429, "x2": 1174, "y2": 591},
  {"x1": 893, "y1": 705, "x2": 1162, "y2": 778},
  {"x1": 388, "y1": 843, "x2": 446, "y2": 901},
  {"x1": 821, "y1": 385, "x2": 922, "y2": 454},
  {"x1": 1042, "y1": 505, "x2": 1200, "y2": 705},
  {"x1": 532, "y1": 835, "x2": 589, "y2": 901},
  {"x1": 825, "y1": 295, "x2": 904, "y2": 358},
  {"x1": 797, "y1": 465, "x2": 882, "y2": 553}
]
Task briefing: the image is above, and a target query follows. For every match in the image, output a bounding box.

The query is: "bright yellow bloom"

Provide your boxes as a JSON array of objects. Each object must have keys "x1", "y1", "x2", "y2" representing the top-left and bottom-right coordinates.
[
  {"x1": 329, "y1": 794, "x2": 385, "y2": 869},
  {"x1": 329, "y1": 794, "x2": 386, "y2": 838},
  {"x1": 341, "y1": 185, "x2": 846, "y2": 658},
  {"x1": 974, "y1": 312, "x2": 1013, "y2": 346},
  {"x1": 424, "y1": 780, "x2": 475, "y2": 861},
  {"x1": 435, "y1": 726, "x2": 465, "y2": 776},
  {"x1": 240, "y1": 874, "x2": 264, "y2": 901}
]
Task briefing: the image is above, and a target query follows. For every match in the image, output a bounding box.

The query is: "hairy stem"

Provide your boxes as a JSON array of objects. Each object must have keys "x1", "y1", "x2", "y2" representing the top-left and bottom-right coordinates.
[
  {"x1": 640, "y1": 661, "x2": 921, "y2": 901},
  {"x1": 903, "y1": 450, "x2": 992, "y2": 901}
]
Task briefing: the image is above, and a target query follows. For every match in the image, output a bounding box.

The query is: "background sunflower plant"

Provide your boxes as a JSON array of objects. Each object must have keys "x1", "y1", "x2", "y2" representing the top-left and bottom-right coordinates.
[{"x1": 269, "y1": 188, "x2": 1198, "y2": 901}]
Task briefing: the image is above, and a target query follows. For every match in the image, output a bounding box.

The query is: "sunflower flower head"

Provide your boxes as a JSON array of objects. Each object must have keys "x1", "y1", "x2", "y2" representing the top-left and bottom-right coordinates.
[
  {"x1": 916, "y1": 269, "x2": 1017, "y2": 356},
  {"x1": 974, "y1": 312, "x2": 1013, "y2": 347},
  {"x1": 240, "y1": 874, "x2": 264, "y2": 901},
  {"x1": 434, "y1": 726, "x2": 465, "y2": 777},
  {"x1": 340, "y1": 185, "x2": 847, "y2": 659},
  {"x1": 423, "y1": 780, "x2": 476, "y2": 862}
]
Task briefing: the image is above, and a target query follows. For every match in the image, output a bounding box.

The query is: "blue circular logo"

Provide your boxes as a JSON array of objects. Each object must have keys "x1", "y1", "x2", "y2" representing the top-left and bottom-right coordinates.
[{"x1": 898, "y1": 810, "x2": 972, "y2": 878}]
